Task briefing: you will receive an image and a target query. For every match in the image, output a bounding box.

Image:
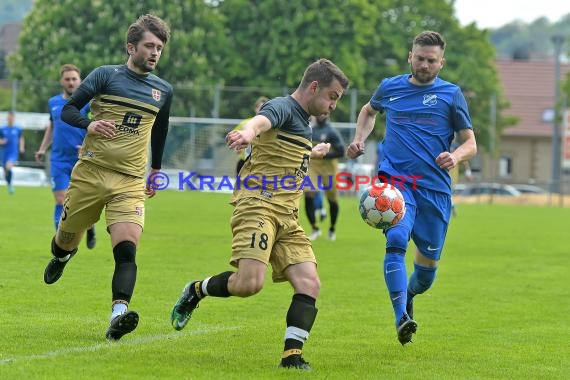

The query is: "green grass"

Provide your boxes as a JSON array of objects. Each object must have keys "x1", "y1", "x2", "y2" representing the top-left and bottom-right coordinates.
[{"x1": 0, "y1": 186, "x2": 568, "y2": 379}]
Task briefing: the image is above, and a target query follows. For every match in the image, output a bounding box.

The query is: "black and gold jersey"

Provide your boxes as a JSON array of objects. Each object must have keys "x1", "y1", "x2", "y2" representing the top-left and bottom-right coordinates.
[
  {"x1": 65, "y1": 65, "x2": 173, "y2": 178},
  {"x1": 232, "y1": 95, "x2": 313, "y2": 211}
]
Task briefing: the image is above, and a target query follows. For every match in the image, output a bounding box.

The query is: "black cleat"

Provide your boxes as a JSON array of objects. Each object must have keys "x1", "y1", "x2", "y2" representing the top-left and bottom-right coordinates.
[
  {"x1": 44, "y1": 249, "x2": 77, "y2": 284},
  {"x1": 106, "y1": 310, "x2": 139, "y2": 341},
  {"x1": 86, "y1": 226, "x2": 96, "y2": 249},
  {"x1": 397, "y1": 314, "x2": 417, "y2": 345},
  {"x1": 278, "y1": 354, "x2": 312, "y2": 371},
  {"x1": 171, "y1": 281, "x2": 201, "y2": 331}
]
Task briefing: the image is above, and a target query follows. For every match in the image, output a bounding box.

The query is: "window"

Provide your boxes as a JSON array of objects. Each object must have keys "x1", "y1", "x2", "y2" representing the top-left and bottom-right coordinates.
[{"x1": 499, "y1": 156, "x2": 512, "y2": 178}]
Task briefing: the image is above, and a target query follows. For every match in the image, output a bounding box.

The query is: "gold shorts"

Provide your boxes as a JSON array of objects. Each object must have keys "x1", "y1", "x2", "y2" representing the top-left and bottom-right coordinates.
[
  {"x1": 230, "y1": 197, "x2": 316, "y2": 282},
  {"x1": 59, "y1": 160, "x2": 146, "y2": 232},
  {"x1": 307, "y1": 158, "x2": 338, "y2": 200}
]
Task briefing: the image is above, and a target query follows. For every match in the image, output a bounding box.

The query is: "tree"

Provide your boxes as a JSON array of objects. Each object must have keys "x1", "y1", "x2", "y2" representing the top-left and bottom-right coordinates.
[
  {"x1": 8, "y1": 0, "x2": 230, "y2": 116},
  {"x1": 8, "y1": 0, "x2": 508, "y2": 151}
]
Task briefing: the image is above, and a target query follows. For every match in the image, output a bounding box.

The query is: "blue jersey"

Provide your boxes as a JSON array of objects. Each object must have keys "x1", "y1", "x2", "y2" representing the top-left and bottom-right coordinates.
[
  {"x1": 370, "y1": 74, "x2": 472, "y2": 194},
  {"x1": 0, "y1": 125, "x2": 23, "y2": 161},
  {"x1": 48, "y1": 94, "x2": 89, "y2": 163}
]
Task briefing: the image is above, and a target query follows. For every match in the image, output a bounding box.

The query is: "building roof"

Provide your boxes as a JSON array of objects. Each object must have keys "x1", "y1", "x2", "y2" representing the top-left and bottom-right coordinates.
[
  {"x1": 0, "y1": 22, "x2": 21, "y2": 55},
  {"x1": 496, "y1": 59, "x2": 570, "y2": 137}
]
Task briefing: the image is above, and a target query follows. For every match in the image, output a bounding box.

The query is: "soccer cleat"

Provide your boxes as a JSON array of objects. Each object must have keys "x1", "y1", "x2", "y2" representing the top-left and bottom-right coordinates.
[
  {"x1": 327, "y1": 230, "x2": 336, "y2": 241},
  {"x1": 171, "y1": 281, "x2": 201, "y2": 331},
  {"x1": 397, "y1": 314, "x2": 417, "y2": 345},
  {"x1": 86, "y1": 226, "x2": 96, "y2": 249},
  {"x1": 309, "y1": 229, "x2": 321, "y2": 241},
  {"x1": 278, "y1": 354, "x2": 312, "y2": 371},
  {"x1": 319, "y1": 209, "x2": 327, "y2": 222},
  {"x1": 7, "y1": 184, "x2": 15, "y2": 195},
  {"x1": 106, "y1": 310, "x2": 139, "y2": 341},
  {"x1": 44, "y1": 249, "x2": 77, "y2": 284}
]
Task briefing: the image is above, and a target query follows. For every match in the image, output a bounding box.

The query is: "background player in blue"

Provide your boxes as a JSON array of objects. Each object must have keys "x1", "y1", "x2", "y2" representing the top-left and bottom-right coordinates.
[
  {"x1": 35, "y1": 64, "x2": 96, "y2": 248},
  {"x1": 0, "y1": 111, "x2": 25, "y2": 195},
  {"x1": 347, "y1": 31, "x2": 477, "y2": 345}
]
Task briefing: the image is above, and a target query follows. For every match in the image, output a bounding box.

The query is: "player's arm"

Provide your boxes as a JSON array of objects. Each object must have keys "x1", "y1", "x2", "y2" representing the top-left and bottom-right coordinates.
[
  {"x1": 62, "y1": 69, "x2": 115, "y2": 138},
  {"x1": 19, "y1": 132, "x2": 25, "y2": 154},
  {"x1": 436, "y1": 128, "x2": 477, "y2": 171},
  {"x1": 324, "y1": 128, "x2": 345, "y2": 159},
  {"x1": 347, "y1": 102, "x2": 379, "y2": 159},
  {"x1": 150, "y1": 94, "x2": 172, "y2": 171},
  {"x1": 0, "y1": 130, "x2": 5, "y2": 145},
  {"x1": 226, "y1": 114, "x2": 271, "y2": 151},
  {"x1": 35, "y1": 121, "x2": 53, "y2": 163},
  {"x1": 145, "y1": 92, "x2": 173, "y2": 198}
]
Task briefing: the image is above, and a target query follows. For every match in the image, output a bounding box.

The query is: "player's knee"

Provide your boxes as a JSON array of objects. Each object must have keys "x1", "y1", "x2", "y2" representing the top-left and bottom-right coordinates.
[
  {"x1": 385, "y1": 225, "x2": 410, "y2": 252},
  {"x1": 232, "y1": 274, "x2": 264, "y2": 297},
  {"x1": 113, "y1": 240, "x2": 137, "y2": 263},
  {"x1": 291, "y1": 273, "x2": 321, "y2": 298}
]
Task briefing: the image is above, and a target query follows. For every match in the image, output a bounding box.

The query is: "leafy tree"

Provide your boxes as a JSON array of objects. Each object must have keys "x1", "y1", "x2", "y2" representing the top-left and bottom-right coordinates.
[
  {"x1": 8, "y1": 0, "x2": 229, "y2": 116},
  {"x1": 8, "y1": 0, "x2": 508, "y2": 152}
]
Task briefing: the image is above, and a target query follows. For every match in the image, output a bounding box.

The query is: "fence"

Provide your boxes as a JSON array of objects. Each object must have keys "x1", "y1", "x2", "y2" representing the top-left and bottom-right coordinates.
[{"x1": 2, "y1": 111, "x2": 570, "y2": 206}]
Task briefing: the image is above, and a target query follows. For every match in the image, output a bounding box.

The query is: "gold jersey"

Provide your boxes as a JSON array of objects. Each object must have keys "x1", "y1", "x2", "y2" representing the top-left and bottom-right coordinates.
[
  {"x1": 232, "y1": 96, "x2": 313, "y2": 211},
  {"x1": 70, "y1": 65, "x2": 173, "y2": 178}
]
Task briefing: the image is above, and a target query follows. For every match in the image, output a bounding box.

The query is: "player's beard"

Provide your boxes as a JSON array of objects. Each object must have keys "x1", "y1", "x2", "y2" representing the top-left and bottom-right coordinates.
[
  {"x1": 410, "y1": 65, "x2": 438, "y2": 84},
  {"x1": 132, "y1": 55, "x2": 155, "y2": 73}
]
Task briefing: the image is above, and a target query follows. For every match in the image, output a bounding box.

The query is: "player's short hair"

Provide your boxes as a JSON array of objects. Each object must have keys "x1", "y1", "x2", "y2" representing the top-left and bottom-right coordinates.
[
  {"x1": 254, "y1": 96, "x2": 269, "y2": 110},
  {"x1": 60, "y1": 64, "x2": 81, "y2": 78},
  {"x1": 412, "y1": 31, "x2": 446, "y2": 50},
  {"x1": 300, "y1": 58, "x2": 349, "y2": 91},
  {"x1": 126, "y1": 14, "x2": 170, "y2": 47}
]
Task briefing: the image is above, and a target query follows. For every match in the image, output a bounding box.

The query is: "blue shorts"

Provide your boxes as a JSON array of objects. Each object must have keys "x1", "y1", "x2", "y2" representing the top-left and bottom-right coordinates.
[
  {"x1": 2, "y1": 151, "x2": 19, "y2": 165},
  {"x1": 385, "y1": 181, "x2": 452, "y2": 260},
  {"x1": 51, "y1": 161, "x2": 76, "y2": 192}
]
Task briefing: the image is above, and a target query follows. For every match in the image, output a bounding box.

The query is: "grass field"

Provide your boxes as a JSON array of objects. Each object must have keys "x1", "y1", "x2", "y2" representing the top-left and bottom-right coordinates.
[{"x1": 1, "y1": 186, "x2": 568, "y2": 379}]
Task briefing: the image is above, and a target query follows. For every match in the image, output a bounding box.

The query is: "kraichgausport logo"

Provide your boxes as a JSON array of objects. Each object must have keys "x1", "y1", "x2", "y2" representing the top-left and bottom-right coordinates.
[{"x1": 146, "y1": 171, "x2": 422, "y2": 192}]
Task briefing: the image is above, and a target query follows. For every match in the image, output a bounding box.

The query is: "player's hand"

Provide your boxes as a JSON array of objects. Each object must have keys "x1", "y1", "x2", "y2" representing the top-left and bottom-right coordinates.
[
  {"x1": 346, "y1": 142, "x2": 365, "y2": 159},
  {"x1": 145, "y1": 168, "x2": 159, "y2": 198},
  {"x1": 87, "y1": 120, "x2": 116, "y2": 138},
  {"x1": 34, "y1": 150, "x2": 45, "y2": 163},
  {"x1": 312, "y1": 142, "x2": 331, "y2": 158},
  {"x1": 435, "y1": 151, "x2": 458, "y2": 170},
  {"x1": 226, "y1": 129, "x2": 254, "y2": 152}
]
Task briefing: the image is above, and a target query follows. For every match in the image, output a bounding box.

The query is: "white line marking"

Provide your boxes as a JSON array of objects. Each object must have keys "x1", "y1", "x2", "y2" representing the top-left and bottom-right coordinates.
[{"x1": 0, "y1": 325, "x2": 238, "y2": 365}]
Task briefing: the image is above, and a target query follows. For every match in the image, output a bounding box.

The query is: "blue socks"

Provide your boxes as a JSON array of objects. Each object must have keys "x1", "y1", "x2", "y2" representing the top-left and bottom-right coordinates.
[
  {"x1": 54, "y1": 204, "x2": 64, "y2": 230},
  {"x1": 383, "y1": 253, "x2": 407, "y2": 324},
  {"x1": 408, "y1": 263, "x2": 437, "y2": 297}
]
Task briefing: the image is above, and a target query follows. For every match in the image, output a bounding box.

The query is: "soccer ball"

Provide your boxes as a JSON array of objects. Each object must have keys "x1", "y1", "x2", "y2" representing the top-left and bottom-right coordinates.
[{"x1": 359, "y1": 184, "x2": 406, "y2": 229}]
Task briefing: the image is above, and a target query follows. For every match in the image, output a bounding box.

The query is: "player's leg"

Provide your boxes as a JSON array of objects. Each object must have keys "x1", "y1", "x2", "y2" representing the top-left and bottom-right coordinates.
[
  {"x1": 407, "y1": 188, "x2": 451, "y2": 321},
  {"x1": 324, "y1": 166, "x2": 339, "y2": 240},
  {"x1": 50, "y1": 162, "x2": 70, "y2": 231},
  {"x1": 171, "y1": 198, "x2": 273, "y2": 330},
  {"x1": 86, "y1": 224, "x2": 96, "y2": 249},
  {"x1": 382, "y1": 182, "x2": 417, "y2": 344},
  {"x1": 4, "y1": 160, "x2": 14, "y2": 193},
  {"x1": 104, "y1": 172, "x2": 147, "y2": 341},
  {"x1": 304, "y1": 190, "x2": 320, "y2": 240},
  {"x1": 274, "y1": 219, "x2": 318, "y2": 370},
  {"x1": 105, "y1": 221, "x2": 142, "y2": 341},
  {"x1": 44, "y1": 162, "x2": 102, "y2": 284}
]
